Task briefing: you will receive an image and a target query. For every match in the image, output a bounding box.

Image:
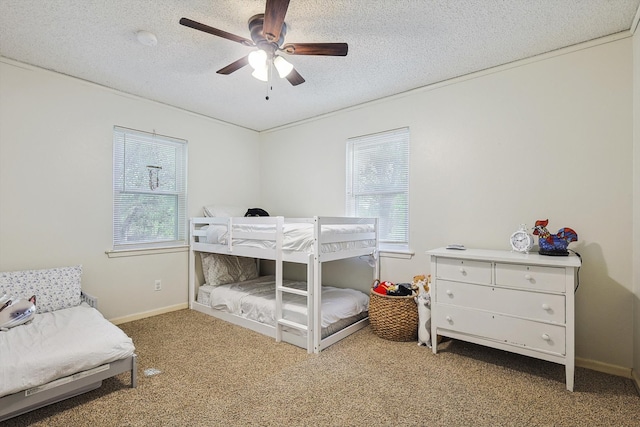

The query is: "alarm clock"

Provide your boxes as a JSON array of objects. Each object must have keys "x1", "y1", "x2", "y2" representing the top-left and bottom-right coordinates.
[{"x1": 510, "y1": 224, "x2": 534, "y2": 253}]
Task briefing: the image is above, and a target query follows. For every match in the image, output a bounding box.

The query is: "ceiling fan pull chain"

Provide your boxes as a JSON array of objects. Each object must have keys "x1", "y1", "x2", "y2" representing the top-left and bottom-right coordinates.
[{"x1": 265, "y1": 61, "x2": 273, "y2": 100}]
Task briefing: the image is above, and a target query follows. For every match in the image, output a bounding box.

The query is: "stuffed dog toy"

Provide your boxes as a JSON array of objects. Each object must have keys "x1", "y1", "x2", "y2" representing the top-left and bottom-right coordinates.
[{"x1": 414, "y1": 275, "x2": 432, "y2": 347}]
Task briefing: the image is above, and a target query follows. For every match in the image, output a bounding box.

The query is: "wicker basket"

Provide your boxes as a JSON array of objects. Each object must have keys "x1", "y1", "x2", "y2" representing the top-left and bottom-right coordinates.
[{"x1": 368, "y1": 281, "x2": 418, "y2": 342}]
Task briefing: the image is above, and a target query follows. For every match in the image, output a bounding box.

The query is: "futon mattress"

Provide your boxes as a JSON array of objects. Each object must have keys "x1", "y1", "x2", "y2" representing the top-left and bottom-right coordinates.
[{"x1": 0, "y1": 304, "x2": 135, "y2": 397}]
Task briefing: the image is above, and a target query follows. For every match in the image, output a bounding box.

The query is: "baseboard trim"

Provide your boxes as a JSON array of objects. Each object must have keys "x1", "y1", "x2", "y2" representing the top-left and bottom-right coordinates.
[
  {"x1": 575, "y1": 357, "x2": 632, "y2": 379},
  {"x1": 109, "y1": 303, "x2": 188, "y2": 325}
]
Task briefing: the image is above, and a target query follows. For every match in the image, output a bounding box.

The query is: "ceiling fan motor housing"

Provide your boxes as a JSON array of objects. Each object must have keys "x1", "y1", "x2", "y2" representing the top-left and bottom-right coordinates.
[{"x1": 249, "y1": 14, "x2": 286, "y2": 56}]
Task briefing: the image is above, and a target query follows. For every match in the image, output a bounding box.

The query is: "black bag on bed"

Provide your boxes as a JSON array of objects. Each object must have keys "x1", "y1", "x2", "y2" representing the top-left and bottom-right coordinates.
[{"x1": 245, "y1": 208, "x2": 269, "y2": 217}]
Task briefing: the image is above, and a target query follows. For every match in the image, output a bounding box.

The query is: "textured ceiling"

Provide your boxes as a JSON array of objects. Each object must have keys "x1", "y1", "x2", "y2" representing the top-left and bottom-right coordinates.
[{"x1": 1, "y1": 1, "x2": 639, "y2": 132}]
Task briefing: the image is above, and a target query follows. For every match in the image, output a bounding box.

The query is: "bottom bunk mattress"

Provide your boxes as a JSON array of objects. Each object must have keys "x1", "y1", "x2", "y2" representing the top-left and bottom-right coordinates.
[
  {"x1": 197, "y1": 275, "x2": 369, "y2": 338},
  {"x1": 0, "y1": 303, "x2": 135, "y2": 398}
]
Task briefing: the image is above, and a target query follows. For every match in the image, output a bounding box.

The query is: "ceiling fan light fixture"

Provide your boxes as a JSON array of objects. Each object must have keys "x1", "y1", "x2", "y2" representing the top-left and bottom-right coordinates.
[
  {"x1": 248, "y1": 49, "x2": 268, "y2": 70},
  {"x1": 273, "y1": 55, "x2": 293, "y2": 78},
  {"x1": 251, "y1": 66, "x2": 269, "y2": 82}
]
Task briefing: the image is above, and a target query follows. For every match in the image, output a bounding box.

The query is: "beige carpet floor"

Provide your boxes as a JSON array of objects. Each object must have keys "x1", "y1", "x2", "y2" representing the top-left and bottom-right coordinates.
[{"x1": 4, "y1": 309, "x2": 639, "y2": 426}]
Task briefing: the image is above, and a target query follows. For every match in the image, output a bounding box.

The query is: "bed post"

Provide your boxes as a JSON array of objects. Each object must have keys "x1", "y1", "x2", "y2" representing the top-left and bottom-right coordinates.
[
  {"x1": 130, "y1": 353, "x2": 138, "y2": 388},
  {"x1": 307, "y1": 253, "x2": 314, "y2": 354},
  {"x1": 226, "y1": 217, "x2": 233, "y2": 252},
  {"x1": 313, "y1": 217, "x2": 322, "y2": 354},
  {"x1": 188, "y1": 219, "x2": 196, "y2": 309},
  {"x1": 374, "y1": 217, "x2": 380, "y2": 280},
  {"x1": 274, "y1": 216, "x2": 284, "y2": 343}
]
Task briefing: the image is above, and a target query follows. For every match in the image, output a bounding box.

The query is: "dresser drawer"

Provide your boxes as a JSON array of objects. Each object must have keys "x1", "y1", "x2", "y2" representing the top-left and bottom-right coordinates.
[
  {"x1": 433, "y1": 305, "x2": 566, "y2": 355},
  {"x1": 435, "y1": 258, "x2": 491, "y2": 284},
  {"x1": 436, "y1": 281, "x2": 565, "y2": 324},
  {"x1": 495, "y1": 263, "x2": 566, "y2": 293}
]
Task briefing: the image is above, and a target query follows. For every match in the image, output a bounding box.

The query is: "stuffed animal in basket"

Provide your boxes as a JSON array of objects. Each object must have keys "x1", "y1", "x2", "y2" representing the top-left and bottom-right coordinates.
[
  {"x1": 414, "y1": 275, "x2": 432, "y2": 347},
  {"x1": 386, "y1": 282, "x2": 414, "y2": 296},
  {"x1": 0, "y1": 294, "x2": 36, "y2": 331},
  {"x1": 372, "y1": 280, "x2": 414, "y2": 296},
  {"x1": 372, "y1": 280, "x2": 393, "y2": 295}
]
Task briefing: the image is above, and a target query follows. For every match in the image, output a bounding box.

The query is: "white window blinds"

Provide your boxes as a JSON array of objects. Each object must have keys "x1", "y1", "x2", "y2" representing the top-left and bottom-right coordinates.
[
  {"x1": 346, "y1": 127, "x2": 410, "y2": 246},
  {"x1": 113, "y1": 126, "x2": 188, "y2": 250}
]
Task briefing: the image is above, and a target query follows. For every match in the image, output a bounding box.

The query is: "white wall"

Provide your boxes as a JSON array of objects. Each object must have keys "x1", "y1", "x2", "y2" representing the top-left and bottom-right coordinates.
[
  {"x1": 0, "y1": 59, "x2": 261, "y2": 321},
  {"x1": 260, "y1": 38, "x2": 635, "y2": 370}
]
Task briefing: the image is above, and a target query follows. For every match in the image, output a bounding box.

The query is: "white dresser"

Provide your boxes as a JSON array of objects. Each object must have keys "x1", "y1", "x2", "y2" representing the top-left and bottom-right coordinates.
[{"x1": 427, "y1": 247, "x2": 581, "y2": 391}]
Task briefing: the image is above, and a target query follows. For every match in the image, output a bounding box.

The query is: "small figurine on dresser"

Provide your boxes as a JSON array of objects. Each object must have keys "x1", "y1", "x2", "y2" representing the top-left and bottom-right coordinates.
[{"x1": 533, "y1": 219, "x2": 578, "y2": 256}]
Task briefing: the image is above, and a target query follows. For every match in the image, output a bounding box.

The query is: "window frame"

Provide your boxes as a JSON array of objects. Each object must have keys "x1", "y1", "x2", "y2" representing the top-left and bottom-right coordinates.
[
  {"x1": 346, "y1": 127, "x2": 410, "y2": 252},
  {"x1": 112, "y1": 126, "x2": 188, "y2": 252}
]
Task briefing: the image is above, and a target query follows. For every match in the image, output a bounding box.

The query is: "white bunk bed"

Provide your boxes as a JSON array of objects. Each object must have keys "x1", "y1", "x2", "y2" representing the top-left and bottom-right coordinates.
[{"x1": 188, "y1": 216, "x2": 379, "y2": 354}]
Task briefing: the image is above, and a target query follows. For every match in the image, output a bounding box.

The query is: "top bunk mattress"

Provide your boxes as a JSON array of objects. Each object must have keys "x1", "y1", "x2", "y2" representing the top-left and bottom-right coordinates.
[
  {"x1": 203, "y1": 220, "x2": 376, "y2": 254},
  {"x1": 0, "y1": 304, "x2": 135, "y2": 398}
]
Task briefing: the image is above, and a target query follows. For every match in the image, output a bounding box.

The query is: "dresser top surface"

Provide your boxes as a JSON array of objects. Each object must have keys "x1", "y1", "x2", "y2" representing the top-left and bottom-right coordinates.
[{"x1": 426, "y1": 247, "x2": 582, "y2": 268}]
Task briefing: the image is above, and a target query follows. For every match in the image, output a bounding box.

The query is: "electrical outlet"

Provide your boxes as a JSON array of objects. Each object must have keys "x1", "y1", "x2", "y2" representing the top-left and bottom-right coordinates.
[{"x1": 154, "y1": 280, "x2": 162, "y2": 291}]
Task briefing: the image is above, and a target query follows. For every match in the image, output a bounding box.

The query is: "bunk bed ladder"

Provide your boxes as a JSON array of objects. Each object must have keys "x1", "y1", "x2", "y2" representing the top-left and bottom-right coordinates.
[
  {"x1": 276, "y1": 285, "x2": 313, "y2": 353},
  {"x1": 273, "y1": 217, "x2": 313, "y2": 352},
  {"x1": 274, "y1": 254, "x2": 314, "y2": 353}
]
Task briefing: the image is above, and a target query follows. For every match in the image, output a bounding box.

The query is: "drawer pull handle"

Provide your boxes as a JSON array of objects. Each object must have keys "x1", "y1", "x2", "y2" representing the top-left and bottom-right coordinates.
[
  {"x1": 541, "y1": 333, "x2": 550, "y2": 341},
  {"x1": 524, "y1": 274, "x2": 532, "y2": 280},
  {"x1": 542, "y1": 303, "x2": 550, "y2": 310},
  {"x1": 459, "y1": 268, "x2": 466, "y2": 275},
  {"x1": 446, "y1": 290, "x2": 453, "y2": 296},
  {"x1": 445, "y1": 316, "x2": 452, "y2": 322}
]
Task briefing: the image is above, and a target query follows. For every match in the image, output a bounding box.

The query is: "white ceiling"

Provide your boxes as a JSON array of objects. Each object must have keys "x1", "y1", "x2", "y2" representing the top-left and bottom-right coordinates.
[{"x1": 1, "y1": 1, "x2": 639, "y2": 132}]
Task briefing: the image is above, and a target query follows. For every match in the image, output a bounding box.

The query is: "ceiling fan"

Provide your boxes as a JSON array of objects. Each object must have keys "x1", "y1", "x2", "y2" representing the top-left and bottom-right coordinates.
[{"x1": 179, "y1": 0, "x2": 348, "y2": 88}]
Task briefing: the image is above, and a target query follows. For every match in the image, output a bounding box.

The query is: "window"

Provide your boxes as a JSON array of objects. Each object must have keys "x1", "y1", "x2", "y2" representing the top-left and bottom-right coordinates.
[
  {"x1": 346, "y1": 127, "x2": 410, "y2": 249},
  {"x1": 113, "y1": 126, "x2": 187, "y2": 251}
]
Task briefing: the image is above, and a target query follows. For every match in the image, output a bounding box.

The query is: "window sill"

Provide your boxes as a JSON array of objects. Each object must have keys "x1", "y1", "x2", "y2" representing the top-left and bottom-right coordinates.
[
  {"x1": 106, "y1": 245, "x2": 189, "y2": 258},
  {"x1": 379, "y1": 247, "x2": 415, "y2": 260}
]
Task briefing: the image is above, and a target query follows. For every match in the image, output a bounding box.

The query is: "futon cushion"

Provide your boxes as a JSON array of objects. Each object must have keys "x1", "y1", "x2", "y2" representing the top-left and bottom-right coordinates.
[
  {"x1": 0, "y1": 303, "x2": 135, "y2": 398},
  {"x1": 0, "y1": 265, "x2": 82, "y2": 314}
]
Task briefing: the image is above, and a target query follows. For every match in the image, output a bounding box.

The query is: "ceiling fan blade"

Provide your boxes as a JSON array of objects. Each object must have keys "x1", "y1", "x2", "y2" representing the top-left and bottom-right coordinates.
[
  {"x1": 263, "y1": 0, "x2": 290, "y2": 42},
  {"x1": 281, "y1": 43, "x2": 348, "y2": 56},
  {"x1": 216, "y1": 56, "x2": 250, "y2": 75},
  {"x1": 180, "y1": 17, "x2": 254, "y2": 46},
  {"x1": 286, "y1": 68, "x2": 305, "y2": 86}
]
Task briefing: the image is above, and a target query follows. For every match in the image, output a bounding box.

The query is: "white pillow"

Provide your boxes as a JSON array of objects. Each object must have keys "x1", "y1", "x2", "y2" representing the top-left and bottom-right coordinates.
[
  {"x1": 203, "y1": 205, "x2": 246, "y2": 218},
  {"x1": 0, "y1": 265, "x2": 82, "y2": 314},
  {"x1": 201, "y1": 254, "x2": 258, "y2": 286},
  {"x1": 205, "y1": 225, "x2": 228, "y2": 244}
]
